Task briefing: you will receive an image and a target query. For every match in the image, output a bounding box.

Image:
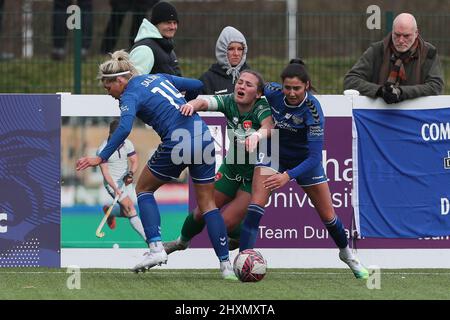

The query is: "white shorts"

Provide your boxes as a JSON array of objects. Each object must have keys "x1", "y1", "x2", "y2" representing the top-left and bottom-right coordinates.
[{"x1": 105, "y1": 181, "x2": 136, "y2": 203}]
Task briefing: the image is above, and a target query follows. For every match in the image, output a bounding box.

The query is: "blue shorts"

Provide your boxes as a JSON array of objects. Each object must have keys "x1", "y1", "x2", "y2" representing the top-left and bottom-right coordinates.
[
  {"x1": 256, "y1": 150, "x2": 328, "y2": 187},
  {"x1": 147, "y1": 134, "x2": 216, "y2": 184}
]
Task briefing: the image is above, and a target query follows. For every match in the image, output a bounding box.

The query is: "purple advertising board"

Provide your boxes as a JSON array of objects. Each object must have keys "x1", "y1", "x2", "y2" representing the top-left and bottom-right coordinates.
[
  {"x1": 0, "y1": 95, "x2": 61, "y2": 267},
  {"x1": 191, "y1": 116, "x2": 450, "y2": 249}
]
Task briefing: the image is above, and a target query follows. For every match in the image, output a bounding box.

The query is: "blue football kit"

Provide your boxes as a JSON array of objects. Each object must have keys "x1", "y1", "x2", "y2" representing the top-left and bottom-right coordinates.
[
  {"x1": 258, "y1": 82, "x2": 328, "y2": 186},
  {"x1": 98, "y1": 73, "x2": 215, "y2": 183}
]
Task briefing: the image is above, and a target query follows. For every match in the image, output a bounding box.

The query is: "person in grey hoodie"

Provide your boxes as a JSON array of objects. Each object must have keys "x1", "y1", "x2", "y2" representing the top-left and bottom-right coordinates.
[
  {"x1": 129, "y1": 1, "x2": 181, "y2": 76},
  {"x1": 199, "y1": 26, "x2": 250, "y2": 95}
]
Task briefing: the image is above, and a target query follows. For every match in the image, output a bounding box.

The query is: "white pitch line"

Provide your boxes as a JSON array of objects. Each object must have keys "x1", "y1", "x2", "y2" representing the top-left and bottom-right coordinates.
[{"x1": 1, "y1": 271, "x2": 450, "y2": 275}]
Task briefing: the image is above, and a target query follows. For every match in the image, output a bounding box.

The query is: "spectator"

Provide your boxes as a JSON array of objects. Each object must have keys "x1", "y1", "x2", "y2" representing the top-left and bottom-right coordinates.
[
  {"x1": 51, "y1": 0, "x2": 93, "y2": 61},
  {"x1": 100, "y1": 0, "x2": 160, "y2": 55},
  {"x1": 344, "y1": 13, "x2": 444, "y2": 104},
  {"x1": 129, "y1": 1, "x2": 181, "y2": 76},
  {"x1": 199, "y1": 26, "x2": 250, "y2": 95}
]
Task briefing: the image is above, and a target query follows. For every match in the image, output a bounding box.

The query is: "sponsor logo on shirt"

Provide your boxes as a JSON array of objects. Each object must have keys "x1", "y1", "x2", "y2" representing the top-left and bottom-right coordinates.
[
  {"x1": 292, "y1": 115, "x2": 303, "y2": 125},
  {"x1": 120, "y1": 104, "x2": 129, "y2": 112},
  {"x1": 309, "y1": 125, "x2": 324, "y2": 137}
]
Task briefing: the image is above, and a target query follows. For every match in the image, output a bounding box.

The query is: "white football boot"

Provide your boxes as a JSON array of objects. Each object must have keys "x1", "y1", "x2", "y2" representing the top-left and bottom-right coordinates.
[
  {"x1": 339, "y1": 250, "x2": 369, "y2": 279},
  {"x1": 220, "y1": 260, "x2": 238, "y2": 281},
  {"x1": 132, "y1": 249, "x2": 168, "y2": 273}
]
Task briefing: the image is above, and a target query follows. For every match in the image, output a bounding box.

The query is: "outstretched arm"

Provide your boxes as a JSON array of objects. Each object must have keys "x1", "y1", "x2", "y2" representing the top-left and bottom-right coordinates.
[
  {"x1": 164, "y1": 74, "x2": 204, "y2": 101},
  {"x1": 179, "y1": 98, "x2": 209, "y2": 116},
  {"x1": 263, "y1": 139, "x2": 323, "y2": 191},
  {"x1": 77, "y1": 95, "x2": 137, "y2": 171}
]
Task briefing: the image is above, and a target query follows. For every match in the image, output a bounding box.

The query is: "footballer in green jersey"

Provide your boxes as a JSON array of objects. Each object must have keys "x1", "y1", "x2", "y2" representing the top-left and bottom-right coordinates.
[{"x1": 164, "y1": 70, "x2": 274, "y2": 256}]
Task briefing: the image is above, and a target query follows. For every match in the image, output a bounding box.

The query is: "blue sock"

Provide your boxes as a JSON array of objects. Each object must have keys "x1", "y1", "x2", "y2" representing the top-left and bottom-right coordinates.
[
  {"x1": 324, "y1": 215, "x2": 348, "y2": 248},
  {"x1": 203, "y1": 208, "x2": 229, "y2": 262},
  {"x1": 239, "y1": 204, "x2": 265, "y2": 251},
  {"x1": 137, "y1": 192, "x2": 161, "y2": 243}
]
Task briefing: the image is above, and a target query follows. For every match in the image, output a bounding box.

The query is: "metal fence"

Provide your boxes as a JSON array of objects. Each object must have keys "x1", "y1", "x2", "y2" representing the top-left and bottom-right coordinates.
[{"x1": 0, "y1": 8, "x2": 448, "y2": 94}]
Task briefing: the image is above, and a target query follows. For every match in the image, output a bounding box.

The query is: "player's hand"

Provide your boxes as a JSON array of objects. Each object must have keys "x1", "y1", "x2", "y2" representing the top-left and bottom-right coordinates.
[
  {"x1": 123, "y1": 171, "x2": 134, "y2": 186},
  {"x1": 245, "y1": 132, "x2": 262, "y2": 153},
  {"x1": 76, "y1": 156, "x2": 102, "y2": 171},
  {"x1": 263, "y1": 172, "x2": 291, "y2": 191},
  {"x1": 180, "y1": 103, "x2": 195, "y2": 116},
  {"x1": 113, "y1": 188, "x2": 123, "y2": 199}
]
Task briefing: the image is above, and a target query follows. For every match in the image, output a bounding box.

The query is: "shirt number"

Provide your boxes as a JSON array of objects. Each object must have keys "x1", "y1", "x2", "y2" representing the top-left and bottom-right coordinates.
[{"x1": 151, "y1": 80, "x2": 183, "y2": 109}]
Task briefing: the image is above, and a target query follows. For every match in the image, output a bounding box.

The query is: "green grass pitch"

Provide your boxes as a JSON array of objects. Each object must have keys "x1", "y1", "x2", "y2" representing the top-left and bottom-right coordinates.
[{"x1": 0, "y1": 268, "x2": 449, "y2": 300}]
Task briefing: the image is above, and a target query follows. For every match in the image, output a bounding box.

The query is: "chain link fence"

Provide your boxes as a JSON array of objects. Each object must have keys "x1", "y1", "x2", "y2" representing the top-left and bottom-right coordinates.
[{"x1": 0, "y1": 1, "x2": 448, "y2": 94}]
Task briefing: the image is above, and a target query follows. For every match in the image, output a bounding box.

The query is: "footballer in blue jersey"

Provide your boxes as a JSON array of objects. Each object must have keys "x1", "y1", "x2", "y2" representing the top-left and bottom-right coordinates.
[
  {"x1": 238, "y1": 59, "x2": 369, "y2": 280},
  {"x1": 261, "y1": 81, "x2": 327, "y2": 186},
  {"x1": 76, "y1": 50, "x2": 237, "y2": 280}
]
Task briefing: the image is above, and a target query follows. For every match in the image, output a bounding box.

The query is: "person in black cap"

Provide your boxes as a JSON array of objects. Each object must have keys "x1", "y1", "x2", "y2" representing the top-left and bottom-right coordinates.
[{"x1": 129, "y1": 1, "x2": 181, "y2": 76}]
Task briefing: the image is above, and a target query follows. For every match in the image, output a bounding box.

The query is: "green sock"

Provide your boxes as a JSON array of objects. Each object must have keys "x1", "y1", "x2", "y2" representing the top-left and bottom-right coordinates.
[
  {"x1": 180, "y1": 212, "x2": 205, "y2": 242},
  {"x1": 227, "y1": 223, "x2": 242, "y2": 240}
]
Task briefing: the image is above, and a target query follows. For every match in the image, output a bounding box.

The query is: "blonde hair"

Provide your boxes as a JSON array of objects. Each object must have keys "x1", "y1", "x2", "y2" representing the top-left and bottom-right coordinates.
[{"x1": 98, "y1": 50, "x2": 138, "y2": 83}]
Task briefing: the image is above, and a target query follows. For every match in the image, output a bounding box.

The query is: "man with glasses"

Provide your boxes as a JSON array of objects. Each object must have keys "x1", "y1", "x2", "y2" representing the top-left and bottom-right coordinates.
[{"x1": 344, "y1": 13, "x2": 444, "y2": 104}]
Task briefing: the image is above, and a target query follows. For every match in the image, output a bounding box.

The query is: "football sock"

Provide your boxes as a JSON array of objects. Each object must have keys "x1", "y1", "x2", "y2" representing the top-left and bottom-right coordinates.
[
  {"x1": 339, "y1": 246, "x2": 354, "y2": 260},
  {"x1": 324, "y1": 215, "x2": 348, "y2": 249},
  {"x1": 203, "y1": 208, "x2": 229, "y2": 262},
  {"x1": 149, "y1": 240, "x2": 164, "y2": 252},
  {"x1": 239, "y1": 204, "x2": 264, "y2": 251},
  {"x1": 128, "y1": 213, "x2": 147, "y2": 241},
  {"x1": 137, "y1": 192, "x2": 161, "y2": 243},
  {"x1": 180, "y1": 212, "x2": 205, "y2": 243}
]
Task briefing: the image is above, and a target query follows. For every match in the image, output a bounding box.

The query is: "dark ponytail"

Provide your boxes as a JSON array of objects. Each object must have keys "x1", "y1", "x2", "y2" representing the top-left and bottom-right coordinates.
[{"x1": 280, "y1": 59, "x2": 317, "y2": 92}]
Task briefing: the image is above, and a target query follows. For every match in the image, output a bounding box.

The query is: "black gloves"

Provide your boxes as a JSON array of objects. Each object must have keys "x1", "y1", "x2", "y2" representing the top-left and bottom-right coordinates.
[
  {"x1": 123, "y1": 171, "x2": 134, "y2": 185},
  {"x1": 377, "y1": 84, "x2": 403, "y2": 104}
]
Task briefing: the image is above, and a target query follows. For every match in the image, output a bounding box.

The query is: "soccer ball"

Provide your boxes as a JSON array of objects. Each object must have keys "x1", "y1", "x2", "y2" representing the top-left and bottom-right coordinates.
[{"x1": 233, "y1": 249, "x2": 267, "y2": 282}]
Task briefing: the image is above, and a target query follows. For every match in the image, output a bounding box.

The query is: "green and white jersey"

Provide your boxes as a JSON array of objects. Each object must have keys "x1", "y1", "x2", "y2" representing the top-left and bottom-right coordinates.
[{"x1": 202, "y1": 93, "x2": 272, "y2": 178}]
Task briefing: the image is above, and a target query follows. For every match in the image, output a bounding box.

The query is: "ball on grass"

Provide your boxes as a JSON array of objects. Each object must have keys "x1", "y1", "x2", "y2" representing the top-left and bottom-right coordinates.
[{"x1": 113, "y1": 243, "x2": 119, "y2": 249}]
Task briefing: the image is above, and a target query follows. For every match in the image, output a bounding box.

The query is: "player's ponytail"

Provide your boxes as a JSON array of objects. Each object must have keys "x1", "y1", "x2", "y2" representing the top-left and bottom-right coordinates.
[
  {"x1": 280, "y1": 58, "x2": 317, "y2": 93},
  {"x1": 98, "y1": 50, "x2": 138, "y2": 83}
]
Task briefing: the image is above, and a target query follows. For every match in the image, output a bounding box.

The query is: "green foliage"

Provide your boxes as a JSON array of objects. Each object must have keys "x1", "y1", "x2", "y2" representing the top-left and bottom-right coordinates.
[{"x1": 0, "y1": 55, "x2": 448, "y2": 94}]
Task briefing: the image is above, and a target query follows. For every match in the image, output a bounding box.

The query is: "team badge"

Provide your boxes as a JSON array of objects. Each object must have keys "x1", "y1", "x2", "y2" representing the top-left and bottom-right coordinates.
[
  {"x1": 243, "y1": 120, "x2": 253, "y2": 131},
  {"x1": 215, "y1": 172, "x2": 223, "y2": 181},
  {"x1": 292, "y1": 115, "x2": 303, "y2": 124}
]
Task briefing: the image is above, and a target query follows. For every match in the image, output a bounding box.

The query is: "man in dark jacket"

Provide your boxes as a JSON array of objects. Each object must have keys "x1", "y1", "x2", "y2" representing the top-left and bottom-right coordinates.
[
  {"x1": 129, "y1": 1, "x2": 181, "y2": 76},
  {"x1": 199, "y1": 26, "x2": 249, "y2": 95},
  {"x1": 344, "y1": 13, "x2": 444, "y2": 104}
]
